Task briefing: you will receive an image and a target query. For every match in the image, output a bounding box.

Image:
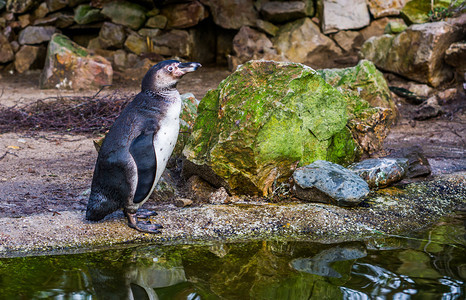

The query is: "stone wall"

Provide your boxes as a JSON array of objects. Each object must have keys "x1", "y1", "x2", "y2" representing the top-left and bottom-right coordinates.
[{"x1": 0, "y1": 0, "x2": 463, "y2": 85}]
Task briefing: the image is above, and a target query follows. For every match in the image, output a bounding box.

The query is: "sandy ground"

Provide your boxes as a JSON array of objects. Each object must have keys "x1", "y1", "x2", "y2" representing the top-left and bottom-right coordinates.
[{"x1": 0, "y1": 67, "x2": 465, "y2": 257}]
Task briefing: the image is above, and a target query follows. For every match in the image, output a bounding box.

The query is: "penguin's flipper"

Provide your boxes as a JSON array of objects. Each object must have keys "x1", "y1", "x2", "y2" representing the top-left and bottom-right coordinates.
[{"x1": 129, "y1": 131, "x2": 157, "y2": 204}]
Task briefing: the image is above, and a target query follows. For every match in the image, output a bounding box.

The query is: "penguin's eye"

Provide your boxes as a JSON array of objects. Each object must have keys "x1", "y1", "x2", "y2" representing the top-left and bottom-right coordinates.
[{"x1": 167, "y1": 66, "x2": 174, "y2": 72}]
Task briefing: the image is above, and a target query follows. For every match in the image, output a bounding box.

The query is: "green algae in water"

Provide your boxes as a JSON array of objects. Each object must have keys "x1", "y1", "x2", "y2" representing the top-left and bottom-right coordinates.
[{"x1": 1, "y1": 213, "x2": 465, "y2": 299}]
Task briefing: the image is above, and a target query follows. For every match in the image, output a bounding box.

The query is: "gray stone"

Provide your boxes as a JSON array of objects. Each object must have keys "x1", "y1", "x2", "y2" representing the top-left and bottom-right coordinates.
[
  {"x1": 14, "y1": 45, "x2": 45, "y2": 73},
  {"x1": 273, "y1": 18, "x2": 342, "y2": 69},
  {"x1": 46, "y1": 0, "x2": 67, "y2": 12},
  {"x1": 162, "y1": 0, "x2": 208, "y2": 29},
  {"x1": 320, "y1": 0, "x2": 370, "y2": 34},
  {"x1": 87, "y1": 37, "x2": 104, "y2": 50},
  {"x1": 32, "y1": 2, "x2": 49, "y2": 19},
  {"x1": 34, "y1": 12, "x2": 75, "y2": 28},
  {"x1": 99, "y1": 22, "x2": 126, "y2": 49},
  {"x1": 349, "y1": 158, "x2": 408, "y2": 188},
  {"x1": 18, "y1": 14, "x2": 31, "y2": 28},
  {"x1": 101, "y1": 0, "x2": 146, "y2": 30},
  {"x1": 260, "y1": 1, "x2": 306, "y2": 23},
  {"x1": 406, "y1": 82, "x2": 433, "y2": 98},
  {"x1": 124, "y1": 33, "x2": 148, "y2": 55},
  {"x1": 228, "y1": 26, "x2": 283, "y2": 71},
  {"x1": 359, "y1": 17, "x2": 393, "y2": 41},
  {"x1": 386, "y1": 146, "x2": 432, "y2": 178},
  {"x1": 18, "y1": 26, "x2": 56, "y2": 45},
  {"x1": 152, "y1": 29, "x2": 193, "y2": 58},
  {"x1": 413, "y1": 96, "x2": 443, "y2": 120},
  {"x1": 292, "y1": 160, "x2": 369, "y2": 206},
  {"x1": 146, "y1": 15, "x2": 168, "y2": 29},
  {"x1": 112, "y1": 49, "x2": 127, "y2": 70},
  {"x1": 332, "y1": 30, "x2": 364, "y2": 53},
  {"x1": 255, "y1": 19, "x2": 279, "y2": 36},
  {"x1": 201, "y1": 0, "x2": 257, "y2": 29},
  {"x1": 0, "y1": 33, "x2": 14, "y2": 63},
  {"x1": 445, "y1": 42, "x2": 466, "y2": 72},
  {"x1": 360, "y1": 21, "x2": 463, "y2": 87},
  {"x1": 138, "y1": 28, "x2": 161, "y2": 39},
  {"x1": 6, "y1": 0, "x2": 39, "y2": 13},
  {"x1": 10, "y1": 41, "x2": 20, "y2": 52},
  {"x1": 367, "y1": 0, "x2": 409, "y2": 18}
]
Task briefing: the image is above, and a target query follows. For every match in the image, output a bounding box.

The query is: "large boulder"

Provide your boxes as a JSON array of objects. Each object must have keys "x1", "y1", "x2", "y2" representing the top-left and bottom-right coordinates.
[
  {"x1": 319, "y1": 0, "x2": 370, "y2": 34},
  {"x1": 360, "y1": 20, "x2": 464, "y2": 87},
  {"x1": 39, "y1": 34, "x2": 112, "y2": 90},
  {"x1": 200, "y1": 0, "x2": 257, "y2": 29},
  {"x1": 273, "y1": 17, "x2": 342, "y2": 69},
  {"x1": 183, "y1": 60, "x2": 390, "y2": 196}
]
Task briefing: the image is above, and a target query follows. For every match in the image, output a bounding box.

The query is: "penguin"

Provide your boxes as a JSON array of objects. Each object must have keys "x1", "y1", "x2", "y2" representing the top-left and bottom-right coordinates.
[{"x1": 86, "y1": 60, "x2": 201, "y2": 233}]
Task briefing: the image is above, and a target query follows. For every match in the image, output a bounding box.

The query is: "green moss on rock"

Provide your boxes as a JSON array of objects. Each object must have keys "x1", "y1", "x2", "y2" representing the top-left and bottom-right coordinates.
[{"x1": 183, "y1": 60, "x2": 358, "y2": 196}]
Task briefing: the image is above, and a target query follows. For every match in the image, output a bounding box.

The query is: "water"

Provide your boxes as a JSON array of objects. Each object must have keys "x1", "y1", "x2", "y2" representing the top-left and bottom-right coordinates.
[{"x1": 0, "y1": 212, "x2": 464, "y2": 300}]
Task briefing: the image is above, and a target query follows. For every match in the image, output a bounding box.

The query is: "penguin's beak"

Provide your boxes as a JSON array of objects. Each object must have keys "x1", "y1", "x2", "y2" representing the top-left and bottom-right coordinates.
[{"x1": 177, "y1": 62, "x2": 202, "y2": 74}]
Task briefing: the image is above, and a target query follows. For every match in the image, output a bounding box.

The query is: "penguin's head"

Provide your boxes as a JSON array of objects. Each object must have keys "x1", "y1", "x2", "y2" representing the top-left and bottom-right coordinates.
[{"x1": 141, "y1": 60, "x2": 202, "y2": 92}]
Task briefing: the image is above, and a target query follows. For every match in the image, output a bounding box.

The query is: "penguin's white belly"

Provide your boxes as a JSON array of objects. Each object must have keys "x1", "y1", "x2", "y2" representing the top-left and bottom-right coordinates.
[
  {"x1": 137, "y1": 101, "x2": 181, "y2": 205},
  {"x1": 153, "y1": 116, "x2": 179, "y2": 185}
]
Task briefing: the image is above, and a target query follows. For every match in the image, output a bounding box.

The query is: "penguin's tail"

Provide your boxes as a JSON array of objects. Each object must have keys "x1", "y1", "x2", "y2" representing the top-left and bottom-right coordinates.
[{"x1": 86, "y1": 190, "x2": 119, "y2": 221}]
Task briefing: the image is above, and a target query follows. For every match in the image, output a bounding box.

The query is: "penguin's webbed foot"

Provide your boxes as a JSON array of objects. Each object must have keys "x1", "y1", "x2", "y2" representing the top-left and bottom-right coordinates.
[
  {"x1": 136, "y1": 209, "x2": 158, "y2": 219},
  {"x1": 125, "y1": 212, "x2": 163, "y2": 234}
]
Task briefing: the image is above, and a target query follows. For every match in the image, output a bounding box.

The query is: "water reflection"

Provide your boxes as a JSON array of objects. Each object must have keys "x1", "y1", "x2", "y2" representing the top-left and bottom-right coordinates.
[{"x1": 0, "y1": 214, "x2": 464, "y2": 299}]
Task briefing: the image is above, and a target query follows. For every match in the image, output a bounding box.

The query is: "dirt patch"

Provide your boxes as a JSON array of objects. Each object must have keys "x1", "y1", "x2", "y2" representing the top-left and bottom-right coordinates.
[{"x1": 0, "y1": 67, "x2": 230, "y2": 218}]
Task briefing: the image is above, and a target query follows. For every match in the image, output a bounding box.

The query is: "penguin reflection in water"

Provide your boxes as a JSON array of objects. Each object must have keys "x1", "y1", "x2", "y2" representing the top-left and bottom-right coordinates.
[{"x1": 86, "y1": 60, "x2": 201, "y2": 233}]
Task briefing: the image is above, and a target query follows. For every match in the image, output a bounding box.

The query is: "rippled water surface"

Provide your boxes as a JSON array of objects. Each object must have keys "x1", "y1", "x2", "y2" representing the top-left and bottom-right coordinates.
[{"x1": 1, "y1": 212, "x2": 464, "y2": 299}]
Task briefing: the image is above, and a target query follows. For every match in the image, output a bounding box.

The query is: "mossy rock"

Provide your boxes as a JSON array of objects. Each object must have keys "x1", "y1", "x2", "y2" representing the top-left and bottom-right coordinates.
[
  {"x1": 183, "y1": 60, "x2": 364, "y2": 196},
  {"x1": 401, "y1": 0, "x2": 454, "y2": 24},
  {"x1": 39, "y1": 34, "x2": 112, "y2": 90},
  {"x1": 74, "y1": 4, "x2": 104, "y2": 25},
  {"x1": 318, "y1": 60, "x2": 397, "y2": 154}
]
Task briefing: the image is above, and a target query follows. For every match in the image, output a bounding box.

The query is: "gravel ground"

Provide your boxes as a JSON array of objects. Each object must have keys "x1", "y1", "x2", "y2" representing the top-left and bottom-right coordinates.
[{"x1": 0, "y1": 172, "x2": 464, "y2": 258}]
